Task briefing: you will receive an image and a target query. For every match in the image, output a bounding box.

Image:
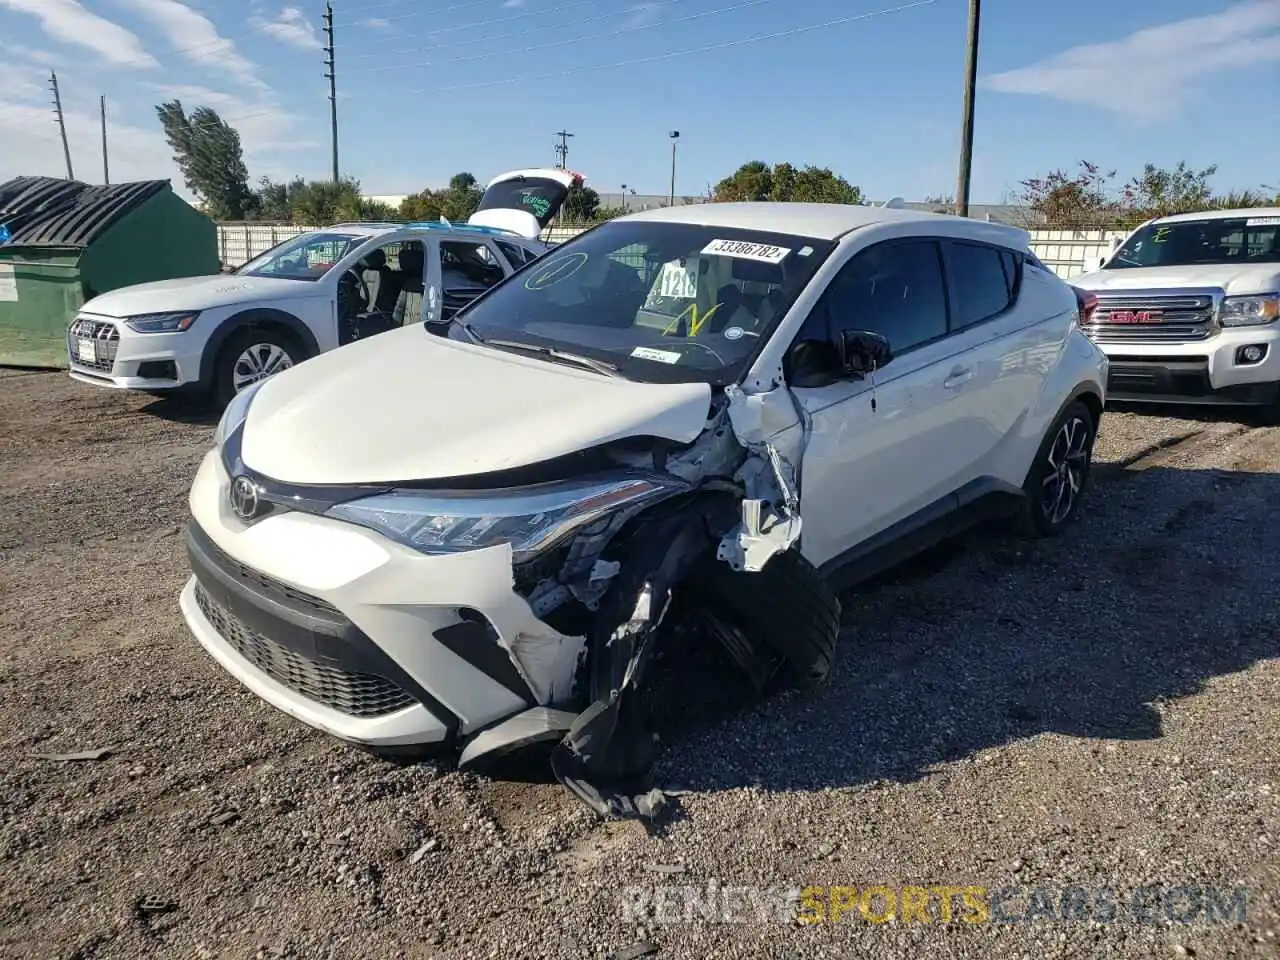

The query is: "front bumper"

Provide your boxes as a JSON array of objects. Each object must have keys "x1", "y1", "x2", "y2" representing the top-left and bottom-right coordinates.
[
  {"x1": 67, "y1": 314, "x2": 202, "y2": 390},
  {"x1": 179, "y1": 450, "x2": 584, "y2": 749},
  {"x1": 1098, "y1": 328, "x2": 1280, "y2": 405}
]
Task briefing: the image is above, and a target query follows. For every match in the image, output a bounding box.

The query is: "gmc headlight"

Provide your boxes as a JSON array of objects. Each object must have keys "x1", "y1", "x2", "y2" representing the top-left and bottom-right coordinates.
[
  {"x1": 124, "y1": 311, "x2": 200, "y2": 334},
  {"x1": 1220, "y1": 294, "x2": 1280, "y2": 327},
  {"x1": 213, "y1": 379, "x2": 264, "y2": 447},
  {"x1": 325, "y1": 476, "x2": 682, "y2": 562}
]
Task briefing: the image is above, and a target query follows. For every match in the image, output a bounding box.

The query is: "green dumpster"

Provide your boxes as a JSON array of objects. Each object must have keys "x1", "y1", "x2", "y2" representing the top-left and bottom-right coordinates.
[{"x1": 0, "y1": 177, "x2": 220, "y2": 369}]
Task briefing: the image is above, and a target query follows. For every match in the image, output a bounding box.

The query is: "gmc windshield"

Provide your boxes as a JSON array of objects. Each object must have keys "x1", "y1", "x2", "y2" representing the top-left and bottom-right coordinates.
[{"x1": 1106, "y1": 216, "x2": 1280, "y2": 269}]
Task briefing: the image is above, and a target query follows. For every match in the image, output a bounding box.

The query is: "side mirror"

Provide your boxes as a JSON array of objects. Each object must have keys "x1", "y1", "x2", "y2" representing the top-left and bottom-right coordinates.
[{"x1": 838, "y1": 329, "x2": 892, "y2": 377}]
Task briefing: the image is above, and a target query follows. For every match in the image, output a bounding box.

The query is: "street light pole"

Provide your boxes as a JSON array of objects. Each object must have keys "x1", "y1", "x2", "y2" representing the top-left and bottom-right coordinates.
[
  {"x1": 669, "y1": 131, "x2": 680, "y2": 206},
  {"x1": 620, "y1": 184, "x2": 628, "y2": 213},
  {"x1": 954, "y1": 0, "x2": 981, "y2": 218}
]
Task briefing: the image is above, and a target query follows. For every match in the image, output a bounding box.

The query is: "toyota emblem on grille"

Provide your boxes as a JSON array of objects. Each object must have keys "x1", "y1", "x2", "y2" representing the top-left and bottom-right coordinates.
[{"x1": 230, "y1": 476, "x2": 263, "y2": 521}]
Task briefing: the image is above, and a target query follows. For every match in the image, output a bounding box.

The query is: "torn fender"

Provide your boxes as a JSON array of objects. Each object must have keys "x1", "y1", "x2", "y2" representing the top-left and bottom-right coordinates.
[
  {"x1": 550, "y1": 502, "x2": 731, "y2": 821},
  {"x1": 718, "y1": 384, "x2": 807, "y2": 573}
]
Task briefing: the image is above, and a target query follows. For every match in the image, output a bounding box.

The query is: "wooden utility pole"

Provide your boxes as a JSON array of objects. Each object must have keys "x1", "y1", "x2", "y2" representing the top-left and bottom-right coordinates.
[
  {"x1": 554, "y1": 130, "x2": 574, "y2": 169},
  {"x1": 50, "y1": 72, "x2": 74, "y2": 180},
  {"x1": 323, "y1": 2, "x2": 339, "y2": 182},
  {"x1": 100, "y1": 96, "x2": 109, "y2": 184},
  {"x1": 954, "y1": 0, "x2": 981, "y2": 218}
]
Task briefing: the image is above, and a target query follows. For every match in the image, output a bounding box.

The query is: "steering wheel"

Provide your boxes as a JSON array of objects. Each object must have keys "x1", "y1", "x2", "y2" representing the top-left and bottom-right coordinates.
[
  {"x1": 679, "y1": 339, "x2": 729, "y2": 365},
  {"x1": 341, "y1": 268, "x2": 372, "y2": 312}
]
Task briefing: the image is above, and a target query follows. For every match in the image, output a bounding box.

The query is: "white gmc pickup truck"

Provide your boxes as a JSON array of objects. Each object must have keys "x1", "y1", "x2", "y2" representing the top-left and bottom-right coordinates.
[{"x1": 1071, "y1": 207, "x2": 1280, "y2": 419}]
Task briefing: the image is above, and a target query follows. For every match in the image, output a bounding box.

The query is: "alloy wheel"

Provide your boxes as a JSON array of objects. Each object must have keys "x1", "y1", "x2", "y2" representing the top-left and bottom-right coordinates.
[
  {"x1": 1041, "y1": 416, "x2": 1091, "y2": 525},
  {"x1": 232, "y1": 343, "x2": 293, "y2": 393}
]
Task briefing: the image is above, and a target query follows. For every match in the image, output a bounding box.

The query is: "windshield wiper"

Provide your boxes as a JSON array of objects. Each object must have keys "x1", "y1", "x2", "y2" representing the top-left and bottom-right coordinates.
[{"x1": 482, "y1": 338, "x2": 621, "y2": 377}]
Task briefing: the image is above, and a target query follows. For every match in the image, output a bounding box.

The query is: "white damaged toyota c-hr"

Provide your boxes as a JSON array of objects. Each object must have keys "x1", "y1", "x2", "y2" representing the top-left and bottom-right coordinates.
[{"x1": 180, "y1": 202, "x2": 1108, "y2": 818}]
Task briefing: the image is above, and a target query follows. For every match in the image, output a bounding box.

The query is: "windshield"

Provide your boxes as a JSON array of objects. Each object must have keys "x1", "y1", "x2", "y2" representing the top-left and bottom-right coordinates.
[
  {"x1": 236, "y1": 232, "x2": 370, "y2": 280},
  {"x1": 448, "y1": 219, "x2": 837, "y2": 385},
  {"x1": 1106, "y1": 216, "x2": 1280, "y2": 269},
  {"x1": 473, "y1": 177, "x2": 570, "y2": 228}
]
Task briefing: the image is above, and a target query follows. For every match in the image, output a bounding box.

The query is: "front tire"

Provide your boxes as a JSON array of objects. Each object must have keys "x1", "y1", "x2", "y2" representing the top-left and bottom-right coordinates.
[
  {"x1": 1020, "y1": 399, "x2": 1096, "y2": 537},
  {"x1": 212, "y1": 328, "x2": 299, "y2": 407}
]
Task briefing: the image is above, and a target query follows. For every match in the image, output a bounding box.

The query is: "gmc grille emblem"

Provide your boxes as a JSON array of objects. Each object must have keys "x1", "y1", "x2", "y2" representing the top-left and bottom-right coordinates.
[{"x1": 1110, "y1": 310, "x2": 1162, "y2": 324}]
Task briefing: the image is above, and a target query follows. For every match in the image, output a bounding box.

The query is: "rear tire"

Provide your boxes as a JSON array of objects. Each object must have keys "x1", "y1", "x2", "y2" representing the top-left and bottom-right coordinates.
[
  {"x1": 687, "y1": 547, "x2": 842, "y2": 689},
  {"x1": 212, "y1": 327, "x2": 301, "y2": 407},
  {"x1": 1019, "y1": 399, "x2": 1096, "y2": 538}
]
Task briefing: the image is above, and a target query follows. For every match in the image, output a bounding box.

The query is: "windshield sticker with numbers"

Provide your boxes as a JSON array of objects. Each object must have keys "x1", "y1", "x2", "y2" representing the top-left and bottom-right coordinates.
[
  {"x1": 631, "y1": 346, "x2": 682, "y2": 364},
  {"x1": 1246, "y1": 216, "x2": 1280, "y2": 226},
  {"x1": 700, "y1": 239, "x2": 791, "y2": 264}
]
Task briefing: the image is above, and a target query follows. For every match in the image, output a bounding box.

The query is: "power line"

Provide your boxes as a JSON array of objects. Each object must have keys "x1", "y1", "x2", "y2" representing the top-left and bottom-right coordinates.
[
  {"x1": 395, "y1": 0, "x2": 937, "y2": 96},
  {"x1": 344, "y1": 0, "x2": 680, "y2": 62},
  {"x1": 332, "y1": 0, "x2": 569, "y2": 30},
  {"x1": 50, "y1": 71, "x2": 73, "y2": 180},
  {"x1": 347, "y1": 0, "x2": 778, "y2": 76},
  {"x1": 324, "y1": 2, "x2": 340, "y2": 182},
  {"x1": 340, "y1": 0, "x2": 598, "y2": 44}
]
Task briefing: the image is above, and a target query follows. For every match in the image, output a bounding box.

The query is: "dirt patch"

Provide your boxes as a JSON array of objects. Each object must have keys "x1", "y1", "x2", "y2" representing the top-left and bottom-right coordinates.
[{"x1": 0, "y1": 371, "x2": 1276, "y2": 959}]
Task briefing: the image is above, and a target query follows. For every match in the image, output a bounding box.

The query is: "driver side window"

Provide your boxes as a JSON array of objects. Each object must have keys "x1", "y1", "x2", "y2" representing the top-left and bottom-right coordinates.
[{"x1": 797, "y1": 240, "x2": 947, "y2": 355}]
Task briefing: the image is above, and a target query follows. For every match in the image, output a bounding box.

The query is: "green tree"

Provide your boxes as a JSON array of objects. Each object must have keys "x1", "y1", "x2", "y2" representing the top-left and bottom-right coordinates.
[
  {"x1": 156, "y1": 100, "x2": 253, "y2": 220},
  {"x1": 713, "y1": 161, "x2": 861, "y2": 203},
  {"x1": 289, "y1": 178, "x2": 364, "y2": 225},
  {"x1": 1018, "y1": 161, "x2": 1121, "y2": 228},
  {"x1": 562, "y1": 183, "x2": 601, "y2": 222},
  {"x1": 399, "y1": 189, "x2": 444, "y2": 221},
  {"x1": 252, "y1": 176, "x2": 306, "y2": 221},
  {"x1": 440, "y1": 172, "x2": 483, "y2": 221}
]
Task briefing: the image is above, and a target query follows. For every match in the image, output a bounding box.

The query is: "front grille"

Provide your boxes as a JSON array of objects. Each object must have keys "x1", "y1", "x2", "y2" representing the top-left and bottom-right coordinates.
[
  {"x1": 1084, "y1": 292, "x2": 1218, "y2": 344},
  {"x1": 201, "y1": 529, "x2": 335, "y2": 614},
  {"x1": 194, "y1": 582, "x2": 415, "y2": 718},
  {"x1": 67, "y1": 317, "x2": 120, "y2": 372}
]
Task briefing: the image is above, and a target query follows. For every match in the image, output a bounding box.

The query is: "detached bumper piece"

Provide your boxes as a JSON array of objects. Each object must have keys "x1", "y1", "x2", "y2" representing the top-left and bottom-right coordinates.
[{"x1": 541, "y1": 503, "x2": 842, "y2": 823}]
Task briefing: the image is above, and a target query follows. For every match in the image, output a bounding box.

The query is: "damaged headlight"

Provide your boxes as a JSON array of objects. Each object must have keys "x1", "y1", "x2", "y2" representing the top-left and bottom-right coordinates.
[{"x1": 325, "y1": 476, "x2": 682, "y2": 562}]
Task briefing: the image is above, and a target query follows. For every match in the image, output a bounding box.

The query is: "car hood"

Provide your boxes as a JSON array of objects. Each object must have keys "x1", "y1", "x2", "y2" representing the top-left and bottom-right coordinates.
[
  {"x1": 1073, "y1": 263, "x2": 1280, "y2": 297},
  {"x1": 81, "y1": 274, "x2": 322, "y2": 317},
  {"x1": 240, "y1": 325, "x2": 713, "y2": 485}
]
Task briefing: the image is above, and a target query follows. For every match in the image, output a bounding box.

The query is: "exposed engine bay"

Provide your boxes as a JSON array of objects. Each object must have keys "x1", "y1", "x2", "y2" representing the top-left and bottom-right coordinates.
[{"x1": 456, "y1": 385, "x2": 841, "y2": 821}]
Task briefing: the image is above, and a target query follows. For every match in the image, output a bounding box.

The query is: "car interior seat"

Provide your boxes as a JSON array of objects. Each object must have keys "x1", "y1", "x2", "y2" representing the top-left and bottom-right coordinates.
[{"x1": 394, "y1": 244, "x2": 426, "y2": 326}]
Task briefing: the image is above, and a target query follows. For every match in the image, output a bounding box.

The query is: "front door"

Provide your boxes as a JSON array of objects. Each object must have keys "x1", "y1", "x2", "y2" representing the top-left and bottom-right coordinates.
[{"x1": 789, "y1": 238, "x2": 959, "y2": 569}]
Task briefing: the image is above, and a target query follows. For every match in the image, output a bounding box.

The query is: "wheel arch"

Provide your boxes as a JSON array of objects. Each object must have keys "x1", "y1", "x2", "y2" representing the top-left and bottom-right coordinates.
[{"x1": 199, "y1": 307, "x2": 319, "y2": 387}]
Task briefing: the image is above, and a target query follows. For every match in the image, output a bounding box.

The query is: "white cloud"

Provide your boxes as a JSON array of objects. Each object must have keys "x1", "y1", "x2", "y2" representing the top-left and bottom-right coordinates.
[
  {"x1": 0, "y1": 0, "x2": 159, "y2": 69},
  {"x1": 361, "y1": 18, "x2": 390, "y2": 30},
  {"x1": 0, "y1": 97, "x2": 178, "y2": 188},
  {"x1": 502, "y1": 0, "x2": 526, "y2": 8},
  {"x1": 0, "y1": 41, "x2": 62, "y2": 66},
  {"x1": 251, "y1": 6, "x2": 322, "y2": 51},
  {"x1": 981, "y1": 1, "x2": 1280, "y2": 121},
  {"x1": 114, "y1": 0, "x2": 269, "y2": 91},
  {"x1": 623, "y1": 2, "x2": 661, "y2": 29}
]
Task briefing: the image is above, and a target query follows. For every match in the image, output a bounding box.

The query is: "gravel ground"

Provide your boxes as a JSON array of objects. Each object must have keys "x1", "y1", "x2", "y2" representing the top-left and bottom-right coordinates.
[{"x1": 0, "y1": 367, "x2": 1276, "y2": 960}]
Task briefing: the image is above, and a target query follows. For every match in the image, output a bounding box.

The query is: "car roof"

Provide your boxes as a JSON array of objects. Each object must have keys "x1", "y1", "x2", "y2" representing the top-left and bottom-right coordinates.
[
  {"x1": 1147, "y1": 206, "x2": 1280, "y2": 225},
  {"x1": 319, "y1": 221, "x2": 538, "y2": 241},
  {"x1": 619, "y1": 201, "x2": 1030, "y2": 246}
]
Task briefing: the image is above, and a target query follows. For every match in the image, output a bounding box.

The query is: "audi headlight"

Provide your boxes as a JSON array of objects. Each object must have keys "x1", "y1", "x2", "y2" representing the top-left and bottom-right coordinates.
[
  {"x1": 326, "y1": 476, "x2": 682, "y2": 562},
  {"x1": 124, "y1": 310, "x2": 201, "y2": 334},
  {"x1": 1220, "y1": 294, "x2": 1280, "y2": 327},
  {"x1": 213, "y1": 379, "x2": 264, "y2": 447}
]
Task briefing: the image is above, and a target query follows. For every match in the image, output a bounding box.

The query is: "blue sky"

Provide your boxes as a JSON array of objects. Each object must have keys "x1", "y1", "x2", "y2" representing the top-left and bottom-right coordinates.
[{"x1": 2, "y1": 0, "x2": 1277, "y2": 204}]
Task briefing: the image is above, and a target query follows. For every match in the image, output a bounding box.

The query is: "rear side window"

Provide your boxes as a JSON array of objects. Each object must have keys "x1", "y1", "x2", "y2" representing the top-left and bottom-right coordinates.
[
  {"x1": 497, "y1": 240, "x2": 532, "y2": 268},
  {"x1": 945, "y1": 241, "x2": 1018, "y2": 329}
]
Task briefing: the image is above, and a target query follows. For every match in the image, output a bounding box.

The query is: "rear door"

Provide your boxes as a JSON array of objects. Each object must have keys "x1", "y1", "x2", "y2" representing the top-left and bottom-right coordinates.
[
  {"x1": 937, "y1": 239, "x2": 1062, "y2": 489},
  {"x1": 436, "y1": 238, "x2": 510, "y2": 323}
]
